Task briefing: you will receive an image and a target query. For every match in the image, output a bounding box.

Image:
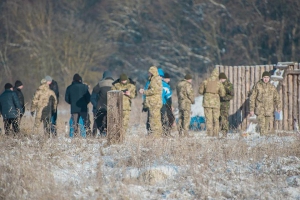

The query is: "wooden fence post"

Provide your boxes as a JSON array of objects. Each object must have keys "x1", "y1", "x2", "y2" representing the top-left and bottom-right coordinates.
[{"x1": 107, "y1": 91, "x2": 123, "y2": 145}]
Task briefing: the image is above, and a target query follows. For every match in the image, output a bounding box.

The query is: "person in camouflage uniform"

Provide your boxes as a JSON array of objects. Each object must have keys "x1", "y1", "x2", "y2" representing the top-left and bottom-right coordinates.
[
  {"x1": 249, "y1": 71, "x2": 281, "y2": 136},
  {"x1": 176, "y1": 74, "x2": 195, "y2": 137},
  {"x1": 219, "y1": 73, "x2": 234, "y2": 137},
  {"x1": 139, "y1": 66, "x2": 162, "y2": 137},
  {"x1": 199, "y1": 68, "x2": 226, "y2": 137},
  {"x1": 31, "y1": 79, "x2": 57, "y2": 135},
  {"x1": 112, "y1": 73, "x2": 136, "y2": 134}
]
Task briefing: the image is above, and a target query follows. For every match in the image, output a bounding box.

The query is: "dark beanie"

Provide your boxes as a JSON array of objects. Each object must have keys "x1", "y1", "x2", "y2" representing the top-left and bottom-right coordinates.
[
  {"x1": 120, "y1": 73, "x2": 128, "y2": 81},
  {"x1": 73, "y1": 73, "x2": 82, "y2": 81},
  {"x1": 184, "y1": 74, "x2": 193, "y2": 80},
  {"x1": 219, "y1": 73, "x2": 227, "y2": 79},
  {"x1": 262, "y1": 71, "x2": 271, "y2": 78},
  {"x1": 164, "y1": 73, "x2": 171, "y2": 78},
  {"x1": 4, "y1": 83, "x2": 13, "y2": 90},
  {"x1": 15, "y1": 80, "x2": 23, "y2": 87}
]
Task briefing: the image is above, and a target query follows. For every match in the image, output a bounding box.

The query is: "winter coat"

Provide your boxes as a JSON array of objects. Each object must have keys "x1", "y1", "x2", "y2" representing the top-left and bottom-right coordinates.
[
  {"x1": 144, "y1": 66, "x2": 162, "y2": 109},
  {"x1": 162, "y1": 80, "x2": 172, "y2": 105},
  {"x1": 199, "y1": 68, "x2": 226, "y2": 108},
  {"x1": 0, "y1": 89, "x2": 22, "y2": 119},
  {"x1": 31, "y1": 83, "x2": 57, "y2": 119},
  {"x1": 176, "y1": 79, "x2": 195, "y2": 110},
  {"x1": 112, "y1": 78, "x2": 136, "y2": 111},
  {"x1": 65, "y1": 81, "x2": 90, "y2": 114},
  {"x1": 91, "y1": 78, "x2": 114, "y2": 113},
  {"x1": 249, "y1": 79, "x2": 281, "y2": 116},
  {"x1": 13, "y1": 87, "x2": 25, "y2": 114},
  {"x1": 49, "y1": 79, "x2": 59, "y2": 104}
]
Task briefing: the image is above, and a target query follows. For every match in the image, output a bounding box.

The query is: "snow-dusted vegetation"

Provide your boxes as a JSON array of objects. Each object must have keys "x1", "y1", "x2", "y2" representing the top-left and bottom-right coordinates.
[{"x1": 1, "y1": 105, "x2": 299, "y2": 199}]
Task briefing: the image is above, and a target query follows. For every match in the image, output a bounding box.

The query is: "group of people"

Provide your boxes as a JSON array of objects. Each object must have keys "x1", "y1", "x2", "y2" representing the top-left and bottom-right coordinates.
[
  {"x1": 0, "y1": 76, "x2": 59, "y2": 136},
  {"x1": 0, "y1": 66, "x2": 281, "y2": 138}
]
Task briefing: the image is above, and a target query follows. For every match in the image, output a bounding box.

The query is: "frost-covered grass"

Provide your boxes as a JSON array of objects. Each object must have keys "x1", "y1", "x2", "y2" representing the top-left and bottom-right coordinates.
[{"x1": 1, "y1": 112, "x2": 300, "y2": 200}]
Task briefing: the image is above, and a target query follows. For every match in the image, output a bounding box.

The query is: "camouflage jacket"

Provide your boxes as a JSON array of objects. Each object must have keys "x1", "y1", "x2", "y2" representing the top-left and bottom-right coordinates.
[
  {"x1": 221, "y1": 79, "x2": 234, "y2": 102},
  {"x1": 249, "y1": 80, "x2": 281, "y2": 116},
  {"x1": 112, "y1": 81, "x2": 136, "y2": 111},
  {"x1": 31, "y1": 83, "x2": 57, "y2": 118},
  {"x1": 199, "y1": 68, "x2": 226, "y2": 108},
  {"x1": 176, "y1": 79, "x2": 195, "y2": 110},
  {"x1": 144, "y1": 66, "x2": 162, "y2": 109}
]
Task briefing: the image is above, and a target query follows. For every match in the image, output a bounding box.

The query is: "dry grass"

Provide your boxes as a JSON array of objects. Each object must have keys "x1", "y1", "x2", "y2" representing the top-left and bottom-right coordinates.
[{"x1": 0, "y1": 102, "x2": 300, "y2": 199}]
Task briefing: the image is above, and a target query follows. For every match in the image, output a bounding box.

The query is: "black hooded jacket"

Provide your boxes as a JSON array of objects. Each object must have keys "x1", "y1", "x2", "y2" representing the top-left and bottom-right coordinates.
[{"x1": 13, "y1": 87, "x2": 25, "y2": 114}]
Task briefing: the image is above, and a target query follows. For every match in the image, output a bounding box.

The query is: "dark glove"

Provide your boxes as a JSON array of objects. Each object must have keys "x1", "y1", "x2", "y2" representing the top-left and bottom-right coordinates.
[
  {"x1": 30, "y1": 111, "x2": 35, "y2": 117},
  {"x1": 142, "y1": 102, "x2": 148, "y2": 112},
  {"x1": 142, "y1": 107, "x2": 148, "y2": 112}
]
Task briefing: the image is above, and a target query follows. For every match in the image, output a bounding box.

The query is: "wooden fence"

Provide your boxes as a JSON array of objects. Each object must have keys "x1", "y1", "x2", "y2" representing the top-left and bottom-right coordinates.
[{"x1": 216, "y1": 63, "x2": 300, "y2": 131}]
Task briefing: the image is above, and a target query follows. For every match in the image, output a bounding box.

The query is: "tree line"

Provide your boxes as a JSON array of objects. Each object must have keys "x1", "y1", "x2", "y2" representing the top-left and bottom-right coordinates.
[{"x1": 0, "y1": 0, "x2": 299, "y2": 99}]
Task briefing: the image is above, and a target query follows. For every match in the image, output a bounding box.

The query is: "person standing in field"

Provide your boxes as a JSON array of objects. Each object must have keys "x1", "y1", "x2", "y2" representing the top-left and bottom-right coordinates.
[
  {"x1": 90, "y1": 70, "x2": 114, "y2": 136},
  {"x1": 199, "y1": 68, "x2": 226, "y2": 137},
  {"x1": 13, "y1": 80, "x2": 25, "y2": 124},
  {"x1": 249, "y1": 71, "x2": 281, "y2": 136},
  {"x1": 176, "y1": 74, "x2": 195, "y2": 137},
  {"x1": 45, "y1": 75, "x2": 59, "y2": 135},
  {"x1": 65, "y1": 73, "x2": 91, "y2": 137},
  {"x1": 112, "y1": 73, "x2": 136, "y2": 134},
  {"x1": 219, "y1": 73, "x2": 234, "y2": 138},
  {"x1": 161, "y1": 72, "x2": 175, "y2": 136},
  {"x1": 31, "y1": 79, "x2": 57, "y2": 136},
  {"x1": 0, "y1": 83, "x2": 22, "y2": 135},
  {"x1": 139, "y1": 66, "x2": 163, "y2": 137}
]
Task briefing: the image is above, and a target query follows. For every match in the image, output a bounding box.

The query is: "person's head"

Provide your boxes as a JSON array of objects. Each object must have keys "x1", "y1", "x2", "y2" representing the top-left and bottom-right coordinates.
[
  {"x1": 164, "y1": 73, "x2": 171, "y2": 83},
  {"x1": 219, "y1": 72, "x2": 227, "y2": 83},
  {"x1": 45, "y1": 75, "x2": 52, "y2": 85},
  {"x1": 4, "y1": 83, "x2": 13, "y2": 91},
  {"x1": 184, "y1": 74, "x2": 193, "y2": 83},
  {"x1": 262, "y1": 71, "x2": 271, "y2": 83},
  {"x1": 148, "y1": 66, "x2": 158, "y2": 77},
  {"x1": 73, "y1": 73, "x2": 82, "y2": 82},
  {"x1": 14, "y1": 80, "x2": 23, "y2": 89},
  {"x1": 120, "y1": 73, "x2": 128, "y2": 84},
  {"x1": 40, "y1": 79, "x2": 47, "y2": 85},
  {"x1": 102, "y1": 70, "x2": 113, "y2": 80}
]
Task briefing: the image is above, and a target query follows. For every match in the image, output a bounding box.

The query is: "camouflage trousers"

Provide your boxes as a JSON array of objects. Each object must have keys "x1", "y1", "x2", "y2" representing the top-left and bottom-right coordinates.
[
  {"x1": 220, "y1": 101, "x2": 230, "y2": 135},
  {"x1": 148, "y1": 106, "x2": 162, "y2": 137},
  {"x1": 204, "y1": 107, "x2": 220, "y2": 137},
  {"x1": 34, "y1": 116, "x2": 51, "y2": 135},
  {"x1": 177, "y1": 109, "x2": 190, "y2": 136},
  {"x1": 123, "y1": 110, "x2": 130, "y2": 134},
  {"x1": 257, "y1": 115, "x2": 272, "y2": 135}
]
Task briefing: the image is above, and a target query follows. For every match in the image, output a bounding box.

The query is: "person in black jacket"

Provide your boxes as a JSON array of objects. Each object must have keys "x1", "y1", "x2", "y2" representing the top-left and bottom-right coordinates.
[
  {"x1": 45, "y1": 75, "x2": 59, "y2": 134},
  {"x1": 90, "y1": 70, "x2": 114, "y2": 136},
  {"x1": 65, "y1": 73, "x2": 91, "y2": 136},
  {"x1": 13, "y1": 80, "x2": 25, "y2": 121},
  {"x1": 0, "y1": 83, "x2": 22, "y2": 135}
]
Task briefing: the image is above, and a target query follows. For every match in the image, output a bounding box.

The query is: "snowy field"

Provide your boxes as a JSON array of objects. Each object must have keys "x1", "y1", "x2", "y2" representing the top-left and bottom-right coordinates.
[{"x1": 1, "y1": 98, "x2": 300, "y2": 199}]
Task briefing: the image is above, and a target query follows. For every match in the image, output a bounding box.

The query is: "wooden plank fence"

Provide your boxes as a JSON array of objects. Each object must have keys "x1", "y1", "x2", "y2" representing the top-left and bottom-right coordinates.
[{"x1": 216, "y1": 63, "x2": 300, "y2": 131}]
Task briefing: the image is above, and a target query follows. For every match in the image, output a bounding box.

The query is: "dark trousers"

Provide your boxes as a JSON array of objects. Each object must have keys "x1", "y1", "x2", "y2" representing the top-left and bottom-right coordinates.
[
  {"x1": 161, "y1": 104, "x2": 175, "y2": 135},
  {"x1": 3, "y1": 118, "x2": 20, "y2": 135},
  {"x1": 71, "y1": 112, "x2": 90, "y2": 135},
  {"x1": 92, "y1": 109, "x2": 107, "y2": 136},
  {"x1": 51, "y1": 111, "x2": 57, "y2": 135}
]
